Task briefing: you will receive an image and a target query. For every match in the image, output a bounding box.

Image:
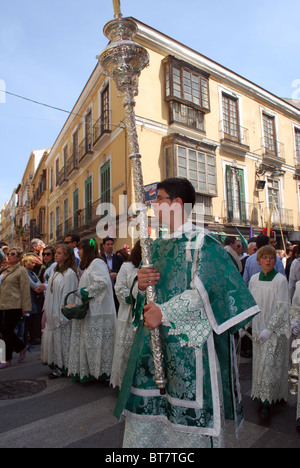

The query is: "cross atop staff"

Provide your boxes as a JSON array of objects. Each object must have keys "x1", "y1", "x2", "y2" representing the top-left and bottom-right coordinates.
[{"x1": 112, "y1": 0, "x2": 122, "y2": 17}]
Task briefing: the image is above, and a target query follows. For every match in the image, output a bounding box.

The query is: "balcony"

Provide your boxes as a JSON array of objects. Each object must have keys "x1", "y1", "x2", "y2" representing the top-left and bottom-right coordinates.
[
  {"x1": 221, "y1": 200, "x2": 260, "y2": 227},
  {"x1": 262, "y1": 138, "x2": 285, "y2": 166},
  {"x1": 56, "y1": 224, "x2": 63, "y2": 242},
  {"x1": 264, "y1": 207, "x2": 294, "y2": 230},
  {"x1": 54, "y1": 198, "x2": 103, "y2": 241},
  {"x1": 93, "y1": 114, "x2": 111, "y2": 148},
  {"x1": 67, "y1": 148, "x2": 79, "y2": 176},
  {"x1": 79, "y1": 136, "x2": 93, "y2": 164},
  {"x1": 219, "y1": 121, "x2": 250, "y2": 156},
  {"x1": 58, "y1": 167, "x2": 68, "y2": 186}
]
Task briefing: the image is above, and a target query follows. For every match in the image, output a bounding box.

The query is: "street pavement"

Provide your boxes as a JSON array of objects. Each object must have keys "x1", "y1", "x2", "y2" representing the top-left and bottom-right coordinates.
[{"x1": 0, "y1": 345, "x2": 299, "y2": 448}]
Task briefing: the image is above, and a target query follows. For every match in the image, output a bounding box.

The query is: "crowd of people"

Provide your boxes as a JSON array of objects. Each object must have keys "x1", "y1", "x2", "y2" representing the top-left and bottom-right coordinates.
[
  {"x1": 0, "y1": 235, "x2": 140, "y2": 388},
  {"x1": 0, "y1": 177, "x2": 300, "y2": 448},
  {"x1": 222, "y1": 232, "x2": 300, "y2": 428}
]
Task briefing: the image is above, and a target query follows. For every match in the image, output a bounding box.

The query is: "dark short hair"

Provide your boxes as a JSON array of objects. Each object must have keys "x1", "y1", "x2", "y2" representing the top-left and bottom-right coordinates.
[
  {"x1": 102, "y1": 236, "x2": 114, "y2": 245},
  {"x1": 256, "y1": 234, "x2": 270, "y2": 249},
  {"x1": 65, "y1": 233, "x2": 80, "y2": 244},
  {"x1": 224, "y1": 236, "x2": 237, "y2": 246},
  {"x1": 157, "y1": 178, "x2": 196, "y2": 212}
]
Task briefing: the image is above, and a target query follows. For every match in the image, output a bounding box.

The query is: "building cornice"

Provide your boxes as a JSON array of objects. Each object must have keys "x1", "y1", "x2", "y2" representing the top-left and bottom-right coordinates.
[{"x1": 132, "y1": 18, "x2": 300, "y2": 122}]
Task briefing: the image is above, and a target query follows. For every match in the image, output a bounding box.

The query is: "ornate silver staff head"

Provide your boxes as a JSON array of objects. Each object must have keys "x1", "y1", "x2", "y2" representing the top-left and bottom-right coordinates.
[{"x1": 98, "y1": 1, "x2": 167, "y2": 395}]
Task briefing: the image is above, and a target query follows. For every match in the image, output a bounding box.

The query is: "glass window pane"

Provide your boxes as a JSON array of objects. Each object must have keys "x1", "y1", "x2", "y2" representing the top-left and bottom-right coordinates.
[
  {"x1": 178, "y1": 157, "x2": 186, "y2": 168},
  {"x1": 178, "y1": 167, "x2": 187, "y2": 177}
]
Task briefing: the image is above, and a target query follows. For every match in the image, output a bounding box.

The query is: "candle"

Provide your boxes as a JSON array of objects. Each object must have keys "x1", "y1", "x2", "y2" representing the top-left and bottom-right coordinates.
[{"x1": 112, "y1": 0, "x2": 121, "y2": 15}]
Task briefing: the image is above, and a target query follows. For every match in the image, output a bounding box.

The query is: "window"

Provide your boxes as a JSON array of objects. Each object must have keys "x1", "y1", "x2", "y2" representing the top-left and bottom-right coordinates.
[
  {"x1": 85, "y1": 176, "x2": 92, "y2": 224},
  {"x1": 55, "y1": 206, "x2": 60, "y2": 236},
  {"x1": 225, "y1": 165, "x2": 246, "y2": 223},
  {"x1": 94, "y1": 85, "x2": 111, "y2": 143},
  {"x1": 176, "y1": 146, "x2": 216, "y2": 195},
  {"x1": 194, "y1": 193, "x2": 213, "y2": 219},
  {"x1": 267, "y1": 178, "x2": 280, "y2": 209},
  {"x1": 49, "y1": 211, "x2": 53, "y2": 239},
  {"x1": 263, "y1": 112, "x2": 276, "y2": 155},
  {"x1": 85, "y1": 110, "x2": 93, "y2": 153},
  {"x1": 38, "y1": 208, "x2": 45, "y2": 235},
  {"x1": 165, "y1": 61, "x2": 209, "y2": 110},
  {"x1": 164, "y1": 56, "x2": 210, "y2": 131},
  {"x1": 100, "y1": 161, "x2": 110, "y2": 204},
  {"x1": 295, "y1": 127, "x2": 300, "y2": 165},
  {"x1": 101, "y1": 85, "x2": 110, "y2": 134},
  {"x1": 73, "y1": 189, "x2": 79, "y2": 230},
  {"x1": 50, "y1": 167, "x2": 53, "y2": 193},
  {"x1": 169, "y1": 101, "x2": 205, "y2": 131},
  {"x1": 222, "y1": 93, "x2": 239, "y2": 141},
  {"x1": 62, "y1": 145, "x2": 68, "y2": 182},
  {"x1": 55, "y1": 159, "x2": 59, "y2": 187},
  {"x1": 63, "y1": 198, "x2": 69, "y2": 235}
]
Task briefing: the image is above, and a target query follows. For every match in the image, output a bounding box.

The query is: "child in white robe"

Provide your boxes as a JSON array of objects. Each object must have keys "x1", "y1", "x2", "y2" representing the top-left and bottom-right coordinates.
[
  {"x1": 249, "y1": 245, "x2": 291, "y2": 422},
  {"x1": 41, "y1": 244, "x2": 78, "y2": 378}
]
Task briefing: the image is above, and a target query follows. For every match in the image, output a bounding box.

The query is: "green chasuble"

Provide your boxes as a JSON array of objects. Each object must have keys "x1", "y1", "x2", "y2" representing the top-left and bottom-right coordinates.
[{"x1": 115, "y1": 226, "x2": 259, "y2": 438}]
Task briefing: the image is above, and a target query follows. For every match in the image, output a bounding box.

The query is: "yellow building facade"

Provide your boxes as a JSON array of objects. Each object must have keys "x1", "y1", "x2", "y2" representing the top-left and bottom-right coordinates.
[{"x1": 5, "y1": 18, "x2": 300, "y2": 251}]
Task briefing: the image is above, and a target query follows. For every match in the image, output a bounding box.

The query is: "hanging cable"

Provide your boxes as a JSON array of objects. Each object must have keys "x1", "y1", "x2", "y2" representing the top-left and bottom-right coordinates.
[
  {"x1": 3, "y1": 90, "x2": 79, "y2": 116},
  {"x1": 1, "y1": 89, "x2": 123, "y2": 129}
]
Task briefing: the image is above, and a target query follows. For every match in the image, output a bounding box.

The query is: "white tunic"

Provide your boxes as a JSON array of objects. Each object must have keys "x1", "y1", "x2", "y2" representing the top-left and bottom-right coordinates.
[
  {"x1": 291, "y1": 281, "x2": 300, "y2": 422},
  {"x1": 249, "y1": 272, "x2": 291, "y2": 404},
  {"x1": 110, "y1": 261, "x2": 138, "y2": 388},
  {"x1": 68, "y1": 258, "x2": 116, "y2": 382},
  {"x1": 41, "y1": 268, "x2": 78, "y2": 370}
]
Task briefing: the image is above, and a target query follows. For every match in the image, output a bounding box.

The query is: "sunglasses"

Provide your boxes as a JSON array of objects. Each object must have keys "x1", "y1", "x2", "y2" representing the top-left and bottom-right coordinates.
[
  {"x1": 43, "y1": 252, "x2": 53, "y2": 257},
  {"x1": 8, "y1": 252, "x2": 17, "y2": 257}
]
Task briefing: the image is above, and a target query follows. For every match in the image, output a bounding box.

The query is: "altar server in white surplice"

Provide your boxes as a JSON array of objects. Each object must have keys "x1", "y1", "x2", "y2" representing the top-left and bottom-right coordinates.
[
  {"x1": 68, "y1": 238, "x2": 116, "y2": 383},
  {"x1": 110, "y1": 240, "x2": 141, "y2": 388},
  {"x1": 249, "y1": 245, "x2": 291, "y2": 422}
]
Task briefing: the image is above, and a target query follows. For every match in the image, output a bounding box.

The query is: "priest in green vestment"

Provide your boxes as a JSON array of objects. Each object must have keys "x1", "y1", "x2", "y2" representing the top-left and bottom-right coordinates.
[{"x1": 115, "y1": 177, "x2": 259, "y2": 448}]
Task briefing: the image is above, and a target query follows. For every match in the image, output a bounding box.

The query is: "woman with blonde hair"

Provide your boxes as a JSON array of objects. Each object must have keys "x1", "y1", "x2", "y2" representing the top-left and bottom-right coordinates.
[
  {"x1": 0, "y1": 247, "x2": 32, "y2": 369},
  {"x1": 41, "y1": 244, "x2": 78, "y2": 378}
]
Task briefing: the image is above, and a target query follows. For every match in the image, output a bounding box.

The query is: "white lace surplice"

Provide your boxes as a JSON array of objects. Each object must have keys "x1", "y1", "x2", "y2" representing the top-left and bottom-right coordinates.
[
  {"x1": 68, "y1": 258, "x2": 116, "y2": 381},
  {"x1": 249, "y1": 272, "x2": 291, "y2": 404},
  {"x1": 41, "y1": 268, "x2": 79, "y2": 370},
  {"x1": 291, "y1": 281, "x2": 300, "y2": 422},
  {"x1": 110, "y1": 262, "x2": 137, "y2": 388}
]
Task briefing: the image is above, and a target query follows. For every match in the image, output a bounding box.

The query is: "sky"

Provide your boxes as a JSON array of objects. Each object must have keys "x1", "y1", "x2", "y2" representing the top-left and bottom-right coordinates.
[{"x1": 0, "y1": 0, "x2": 299, "y2": 209}]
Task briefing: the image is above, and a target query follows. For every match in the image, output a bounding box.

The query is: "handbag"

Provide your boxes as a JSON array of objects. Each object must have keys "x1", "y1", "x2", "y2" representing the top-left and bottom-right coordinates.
[{"x1": 61, "y1": 290, "x2": 89, "y2": 320}]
